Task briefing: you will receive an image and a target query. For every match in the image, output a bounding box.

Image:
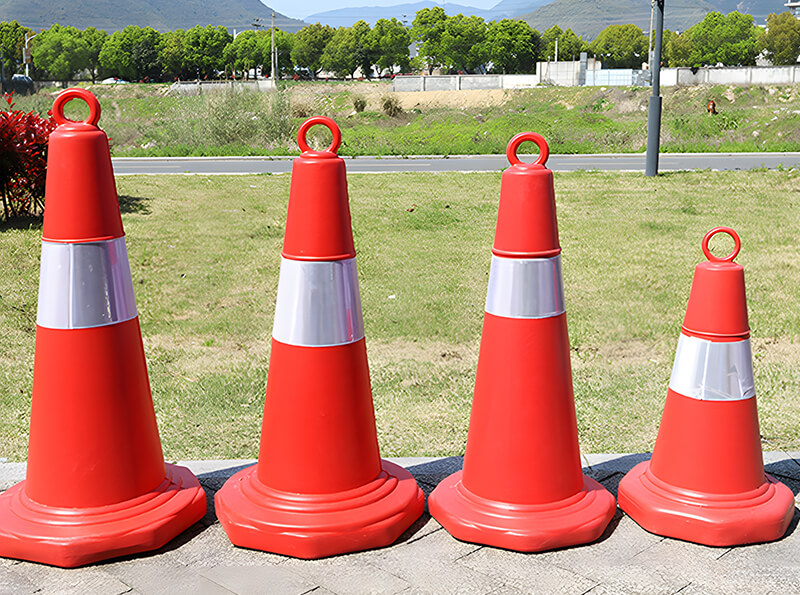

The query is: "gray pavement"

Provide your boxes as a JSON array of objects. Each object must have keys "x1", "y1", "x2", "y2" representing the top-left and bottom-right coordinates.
[
  {"x1": 1, "y1": 453, "x2": 800, "y2": 594},
  {"x1": 110, "y1": 152, "x2": 800, "y2": 176}
]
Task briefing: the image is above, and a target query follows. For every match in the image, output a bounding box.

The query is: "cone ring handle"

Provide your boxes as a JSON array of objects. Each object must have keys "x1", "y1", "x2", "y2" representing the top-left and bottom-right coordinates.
[
  {"x1": 506, "y1": 132, "x2": 549, "y2": 167},
  {"x1": 52, "y1": 88, "x2": 101, "y2": 126},
  {"x1": 702, "y1": 227, "x2": 741, "y2": 262},
  {"x1": 297, "y1": 116, "x2": 342, "y2": 154}
]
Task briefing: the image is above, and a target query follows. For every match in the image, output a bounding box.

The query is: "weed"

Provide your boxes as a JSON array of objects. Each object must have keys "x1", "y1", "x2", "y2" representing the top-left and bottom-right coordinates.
[{"x1": 381, "y1": 94, "x2": 403, "y2": 117}]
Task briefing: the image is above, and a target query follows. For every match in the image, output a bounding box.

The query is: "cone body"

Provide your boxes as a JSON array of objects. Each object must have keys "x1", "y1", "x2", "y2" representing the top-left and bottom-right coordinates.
[
  {"x1": 0, "y1": 90, "x2": 205, "y2": 568},
  {"x1": 618, "y1": 248, "x2": 794, "y2": 546},
  {"x1": 215, "y1": 119, "x2": 424, "y2": 558},
  {"x1": 429, "y1": 138, "x2": 616, "y2": 552}
]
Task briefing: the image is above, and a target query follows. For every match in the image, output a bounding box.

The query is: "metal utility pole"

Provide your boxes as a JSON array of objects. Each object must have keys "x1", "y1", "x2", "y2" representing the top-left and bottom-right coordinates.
[
  {"x1": 24, "y1": 33, "x2": 36, "y2": 78},
  {"x1": 271, "y1": 11, "x2": 276, "y2": 84},
  {"x1": 645, "y1": 0, "x2": 664, "y2": 176}
]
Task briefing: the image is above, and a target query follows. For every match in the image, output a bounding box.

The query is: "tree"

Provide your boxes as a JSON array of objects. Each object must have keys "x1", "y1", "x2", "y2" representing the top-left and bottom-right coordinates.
[
  {"x1": 761, "y1": 11, "x2": 800, "y2": 65},
  {"x1": 411, "y1": 7, "x2": 448, "y2": 73},
  {"x1": 589, "y1": 24, "x2": 647, "y2": 68},
  {"x1": 370, "y1": 18, "x2": 410, "y2": 75},
  {"x1": 259, "y1": 29, "x2": 294, "y2": 78},
  {"x1": 160, "y1": 29, "x2": 188, "y2": 80},
  {"x1": 100, "y1": 26, "x2": 162, "y2": 80},
  {"x1": 439, "y1": 14, "x2": 488, "y2": 72},
  {"x1": 0, "y1": 21, "x2": 30, "y2": 78},
  {"x1": 541, "y1": 25, "x2": 588, "y2": 61},
  {"x1": 183, "y1": 25, "x2": 231, "y2": 79},
  {"x1": 31, "y1": 24, "x2": 89, "y2": 81},
  {"x1": 82, "y1": 27, "x2": 108, "y2": 83},
  {"x1": 683, "y1": 11, "x2": 761, "y2": 66},
  {"x1": 291, "y1": 23, "x2": 334, "y2": 77},
  {"x1": 321, "y1": 26, "x2": 358, "y2": 78},
  {"x1": 486, "y1": 19, "x2": 540, "y2": 73},
  {"x1": 224, "y1": 30, "x2": 263, "y2": 78}
]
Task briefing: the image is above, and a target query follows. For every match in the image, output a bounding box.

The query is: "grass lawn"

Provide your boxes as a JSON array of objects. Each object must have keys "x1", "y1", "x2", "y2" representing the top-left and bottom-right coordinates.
[{"x1": 2, "y1": 169, "x2": 800, "y2": 462}]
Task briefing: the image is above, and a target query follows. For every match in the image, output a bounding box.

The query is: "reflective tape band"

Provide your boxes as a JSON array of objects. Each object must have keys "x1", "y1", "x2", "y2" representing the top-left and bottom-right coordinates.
[
  {"x1": 484, "y1": 254, "x2": 565, "y2": 319},
  {"x1": 669, "y1": 334, "x2": 755, "y2": 401},
  {"x1": 37, "y1": 237, "x2": 138, "y2": 330},
  {"x1": 272, "y1": 257, "x2": 365, "y2": 347}
]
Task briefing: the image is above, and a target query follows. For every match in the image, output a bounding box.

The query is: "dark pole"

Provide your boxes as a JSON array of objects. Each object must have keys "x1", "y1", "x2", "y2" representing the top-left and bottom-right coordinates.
[{"x1": 645, "y1": 0, "x2": 664, "y2": 177}]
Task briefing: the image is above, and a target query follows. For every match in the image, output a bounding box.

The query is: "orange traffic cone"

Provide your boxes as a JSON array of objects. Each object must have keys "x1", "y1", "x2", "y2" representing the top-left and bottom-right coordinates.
[
  {"x1": 215, "y1": 116, "x2": 424, "y2": 559},
  {"x1": 0, "y1": 89, "x2": 206, "y2": 568},
  {"x1": 619, "y1": 227, "x2": 794, "y2": 546},
  {"x1": 429, "y1": 133, "x2": 616, "y2": 552}
]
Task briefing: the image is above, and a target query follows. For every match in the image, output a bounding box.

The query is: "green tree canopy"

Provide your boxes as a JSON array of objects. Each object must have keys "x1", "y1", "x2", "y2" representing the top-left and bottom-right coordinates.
[
  {"x1": 291, "y1": 23, "x2": 334, "y2": 77},
  {"x1": 259, "y1": 29, "x2": 294, "y2": 78},
  {"x1": 370, "y1": 18, "x2": 410, "y2": 75},
  {"x1": 589, "y1": 24, "x2": 647, "y2": 68},
  {"x1": 761, "y1": 11, "x2": 800, "y2": 65},
  {"x1": 159, "y1": 29, "x2": 187, "y2": 80},
  {"x1": 486, "y1": 19, "x2": 540, "y2": 73},
  {"x1": 684, "y1": 11, "x2": 761, "y2": 66},
  {"x1": 0, "y1": 21, "x2": 31, "y2": 77},
  {"x1": 541, "y1": 25, "x2": 588, "y2": 61},
  {"x1": 439, "y1": 14, "x2": 488, "y2": 72},
  {"x1": 411, "y1": 7, "x2": 448, "y2": 73},
  {"x1": 82, "y1": 27, "x2": 108, "y2": 83},
  {"x1": 99, "y1": 26, "x2": 162, "y2": 80},
  {"x1": 183, "y1": 25, "x2": 232, "y2": 79},
  {"x1": 224, "y1": 30, "x2": 264, "y2": 78},
  {"x1": 31, "y1": 24, "x2": 89, "y2": 81},
  {"x1": 321, "y1": 26, "x2": 359, "y2": 78}
]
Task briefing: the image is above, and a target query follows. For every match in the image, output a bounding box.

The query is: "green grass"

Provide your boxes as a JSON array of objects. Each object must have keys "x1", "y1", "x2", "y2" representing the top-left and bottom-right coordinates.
[
  {"x1": 2, "y1": 170, "x2": 800, "y2": 462},
  {"x1": 12, "y1": 82, "x2": 800, "y2": 156}
]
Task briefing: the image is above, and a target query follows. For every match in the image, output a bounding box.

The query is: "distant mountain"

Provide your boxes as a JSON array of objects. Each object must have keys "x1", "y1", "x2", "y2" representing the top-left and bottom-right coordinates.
[
  {"x1": 0, "y1": 0, "x2": 306, "y2": 33},
  {"x1": 488, "y1": 0, "x2": 550, "y2": 19},
  {"x1": 705, "y1": 0, "x2": 787, "y2": 25},
  {"x1": 305, "y1": 1, "x2": 496, "y2": 28},
  {"x1": 518, "y1": 0, "x2": 718, "y2": 40}
]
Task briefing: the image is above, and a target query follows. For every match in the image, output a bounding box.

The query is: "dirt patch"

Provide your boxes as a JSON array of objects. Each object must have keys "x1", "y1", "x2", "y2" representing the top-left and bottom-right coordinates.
[
  {"x1": 367, "y1": 338, "x2": 479, "y2": 370},
  {"x1": 393, "y1": 89, "x2": 512, "y2": 110},
  {"x1": 144, "y1": 333, "x2": 270, "y2": 377},
  {"x1": 752, "y1": 337, "x2": 800, "y2": 363},
  {"x1": 596, "y1": 339, "x2": 662, "y2": 367}
]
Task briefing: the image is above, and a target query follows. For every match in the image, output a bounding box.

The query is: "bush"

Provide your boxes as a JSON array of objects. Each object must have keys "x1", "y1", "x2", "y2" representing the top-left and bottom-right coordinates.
[
  {"x1": 352, "y1": 94, "x2": 367, "y2": 113},
  {"x1": 380, "y1": 94, "x2": 402, "y2": 117},
  {"x1": 0, "y1": 93, "x2": 58, "y2": 220}
]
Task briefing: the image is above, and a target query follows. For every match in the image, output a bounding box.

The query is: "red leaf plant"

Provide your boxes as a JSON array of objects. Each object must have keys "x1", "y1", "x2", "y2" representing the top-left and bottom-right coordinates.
[{"x1": 0, "y1": 92, "x2": 58, "y2": 221}]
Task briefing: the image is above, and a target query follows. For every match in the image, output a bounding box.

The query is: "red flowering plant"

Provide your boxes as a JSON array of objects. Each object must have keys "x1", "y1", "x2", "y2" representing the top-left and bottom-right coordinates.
[{"x1": 0, "y1": 92, "x2": 58, "y2": 220}]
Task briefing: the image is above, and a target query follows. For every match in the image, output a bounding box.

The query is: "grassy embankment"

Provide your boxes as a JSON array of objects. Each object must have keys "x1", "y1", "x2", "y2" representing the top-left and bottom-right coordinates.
[
  {"x1": 2, "y1": 170, "x2": 800, "y2": 461},
  {"x1": 12, "y1": 80, "x2": 800, "y2": 157}
]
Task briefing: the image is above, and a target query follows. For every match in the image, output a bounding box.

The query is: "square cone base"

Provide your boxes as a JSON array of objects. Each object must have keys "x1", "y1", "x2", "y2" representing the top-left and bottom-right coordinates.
[
  {"x1": 215, "y1": 459, "x2": 424, "y2": 559},
  {"x1": 619, "y1": 461, "x2": 794, "y2": 547},
  {"x1": 0, "y1": 464, "x2": 206, "y2": 567},
  {"x1": 429, "y1": 471, "x2": 616, "y2": 552}
]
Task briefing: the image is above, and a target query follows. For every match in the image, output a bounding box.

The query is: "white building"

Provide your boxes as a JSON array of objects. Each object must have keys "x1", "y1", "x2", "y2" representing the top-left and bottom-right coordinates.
[{"x1": 786, "y1": 1, "x2": 800, "y2": 18}]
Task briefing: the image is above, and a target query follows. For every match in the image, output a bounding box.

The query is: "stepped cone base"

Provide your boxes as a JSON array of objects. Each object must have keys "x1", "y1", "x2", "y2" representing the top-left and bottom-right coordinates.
[
  {"x1": 429, "y1": 471, "x2": 616, "y2": 552},
  {"x1": 0, "y1": 464, "x2": 206, "y2": 568},
  {"x1": 215, "y1": 460, "x2": 424, "y2": 559},
  {"x1": 619, "y1": 461, "x2": 794, "y2": 547}
]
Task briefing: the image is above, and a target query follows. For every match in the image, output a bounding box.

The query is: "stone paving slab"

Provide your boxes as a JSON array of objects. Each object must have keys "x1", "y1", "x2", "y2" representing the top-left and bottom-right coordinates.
[{"x1": 0, "y1": 453, "x2": 799, "y2": 595}]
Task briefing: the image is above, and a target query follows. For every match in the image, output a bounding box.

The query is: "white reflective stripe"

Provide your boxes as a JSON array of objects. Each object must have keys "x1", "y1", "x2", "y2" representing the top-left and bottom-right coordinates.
[
  {"x1": 37, "y1": 237, "x2": 138, "y2": 330},
  {"x1": 272, "y1": 257, "x2": 365, "y2": 347},
  {"x1": 669, "y1": 334, "x2": 755, "y2": 401},
  {"x1": 484, "y1": 254, "x2": 565, "y2": 319}
]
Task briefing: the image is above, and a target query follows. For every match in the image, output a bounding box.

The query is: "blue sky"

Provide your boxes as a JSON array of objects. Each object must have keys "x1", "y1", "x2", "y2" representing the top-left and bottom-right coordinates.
[{"x1": 266, "y1": 0, "x2": 494, "y2": 20}]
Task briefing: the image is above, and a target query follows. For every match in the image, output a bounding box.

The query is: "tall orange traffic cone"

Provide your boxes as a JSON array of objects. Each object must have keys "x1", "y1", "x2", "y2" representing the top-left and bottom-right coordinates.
[
  {"x1": 0, "y1": 89, "x2": 206, "y2": 568},
  {"x1": 429, "y1": 133, "x2": 616, "y2": 552},
  {"x1": 619, "y1": 227, "x2": 794, "y2": 546},
  {"x1": 215, "y1": 116, "x2": 424, "y2": 559}
]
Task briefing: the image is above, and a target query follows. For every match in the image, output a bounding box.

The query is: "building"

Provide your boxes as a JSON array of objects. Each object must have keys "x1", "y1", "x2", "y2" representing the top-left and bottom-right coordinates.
[{"x1": 786, "y1": 1, "x2": 800, "y2": 18}]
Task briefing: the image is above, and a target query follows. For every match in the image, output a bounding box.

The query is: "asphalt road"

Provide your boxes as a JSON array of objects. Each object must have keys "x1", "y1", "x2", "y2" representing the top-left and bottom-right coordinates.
[{"x1": 111, "y1": 152, "x2": 800, "y2": 175}]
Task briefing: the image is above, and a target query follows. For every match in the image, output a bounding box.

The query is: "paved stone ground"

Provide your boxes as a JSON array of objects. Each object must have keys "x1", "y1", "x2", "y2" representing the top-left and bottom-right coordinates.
[{"x1": 1, "y1": 452, "x2": 799, "y2": 595}]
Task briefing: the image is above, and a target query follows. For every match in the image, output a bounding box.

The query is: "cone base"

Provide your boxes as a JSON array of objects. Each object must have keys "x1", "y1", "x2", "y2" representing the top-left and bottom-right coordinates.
[
  {"x1": 429, "y1": 471, "x2": 616, "y2": 552},
  {"x1": 619, "y1": 461, "x2": 794, "y2": 546},
  {"x1": 0, "y1": 464, "x2": 206, "y2": 567},
  {"x1": 215, "y1": 459, "x2": 424, "y2": 559}
]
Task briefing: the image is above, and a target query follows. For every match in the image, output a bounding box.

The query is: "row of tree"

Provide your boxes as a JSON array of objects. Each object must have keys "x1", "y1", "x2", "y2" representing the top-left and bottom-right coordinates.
[{"x1": 0, "y1": 8, "x2": 798, "y2": 83}]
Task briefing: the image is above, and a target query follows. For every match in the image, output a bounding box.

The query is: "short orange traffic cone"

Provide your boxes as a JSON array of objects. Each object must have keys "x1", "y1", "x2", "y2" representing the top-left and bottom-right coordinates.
[
  {"x1": 429, "y1": 133, "x2": 616, "y2": 552},
  {"x1": 215, "y1": 116, "x2": 424, "y2": 559},
  {"x1": 619, "y1": 227, "x2": 794, "y2": 546},
  {"x1": 0, "y1": 89, "x2": 206, "y2": 568}
]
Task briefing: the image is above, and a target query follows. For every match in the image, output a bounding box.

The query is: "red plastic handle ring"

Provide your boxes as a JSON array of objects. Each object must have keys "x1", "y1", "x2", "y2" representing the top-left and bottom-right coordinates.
[
  {"x1": 702, "y1": 227, "x2": 741, "y2": 262},
  {"x1": 52, "y1": 88, "x2": 101, "y2": 126},
  {"x1": 506, "y1": 132, "x2": 549, "y2": 167},
  {"x1": 297, "y1": 116, "x2": 342, "y2": 154}
]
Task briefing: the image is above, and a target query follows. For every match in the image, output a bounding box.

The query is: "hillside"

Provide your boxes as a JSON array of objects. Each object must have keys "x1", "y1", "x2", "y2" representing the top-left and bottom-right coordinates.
[
  {"x1": 0, "y1": 0, "x2": 306, "y2": 32},
  {"x1": 305, "y1": 1, "x2": 495, "y2": 27},
  {"x1": 519, "y1": 0, "x2": 717, "y2": 40}
]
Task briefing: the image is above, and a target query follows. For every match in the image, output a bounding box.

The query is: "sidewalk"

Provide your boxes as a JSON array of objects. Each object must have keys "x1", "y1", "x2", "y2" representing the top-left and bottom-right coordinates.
[{"x1": 1, "y1": 452, "x2": 799, "y2": 594}]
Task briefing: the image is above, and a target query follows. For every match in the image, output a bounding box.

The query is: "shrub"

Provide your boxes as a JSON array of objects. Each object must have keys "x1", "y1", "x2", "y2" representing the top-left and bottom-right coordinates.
[
  {"x1": 0, "y1": 93, "x2": 58, "y2": 220},
  {"x1": 352, "y1": 94, "x2": 367, "y2": 113},
  {"x1": 380, "y1": 94, "x2": 402, "y2": 117}
]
